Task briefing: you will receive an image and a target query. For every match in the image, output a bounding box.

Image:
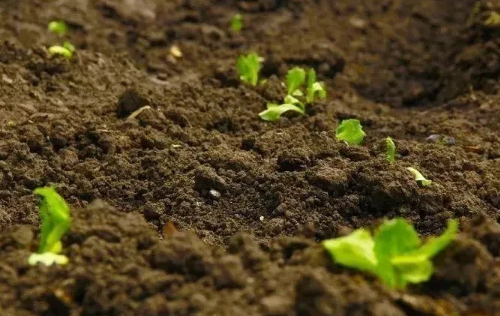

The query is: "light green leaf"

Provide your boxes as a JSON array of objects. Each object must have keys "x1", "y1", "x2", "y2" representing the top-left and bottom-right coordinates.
[
  {"x1": 323, "y1": 218, "x2": 458, "y2": 289},
  {"x1": 323, "y1": 229, "x2": 378, "y2": 274},
  {"x1": 48, "y1": 21, "x2": 68, "y2": 36},
  {"x1": 375, "y1": 219, "x2": 421, "y2": 259},
  {"x1": 283, "y1": 94, "x2": 304, "y2": 109},
  {"x1": 230, "y1": 14, "x2": 243, "y2": 33},
  {"x1": 259, "y1": 103, "x2": 304, "y2": 121},
  {"x1": 28, "y1": 253, "x2": 69, "y2": 266},
  {"x1": 286, "y1": 67, "x2": 306, "y2": 95},
  {"x1": 336, "y1": 119, "x2": 366, "y2": 145},
  {"x1": 63, "y1": 41, "x2": 75, "y2": 53},
  {"x1": 393, "y1": 258, "x2": 433, "y2": 284},
  {"x1": 48, "y1": 46, "x2": 73, "y2": 58},
  {"x1": 394, "y1": 219, "x2": 459, "y2": 262},
  {"x1": 307, "y1": 68, "x2": 316, "y2": 89},
  {"x1": 386, "y1": 137, "x2": 396, "y2": 163},
  {"x1": 34, "y1": 187, "x2": 71, "y2": 254},
  {"x1": 373, "y1": 219, "x2": 421, "y2": 287},
  {"x1": 407, "y1": 167, "x2": 432, "y2": 186},
  {"x1": 236, "y1": 53, "x2": 261, "y2": 86},
  {"x1": 306, "y1": 69, "x2": 326, "y2": 103}
]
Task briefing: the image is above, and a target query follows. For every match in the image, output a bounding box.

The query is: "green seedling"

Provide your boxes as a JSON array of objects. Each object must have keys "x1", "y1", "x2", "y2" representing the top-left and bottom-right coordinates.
[
  {"x1": 259, "y1": 67, "x2": 326, "y2": 122},
  {"x1": 28, "y1": 187, "x2": 71, "y2": 266},
  {"x1": 323, "y1": 218, "x2": 458, "y2": 289},
  {"x1": 48, "y1": 41, "x2": 75, "y2": 59},
  {"x1": 230, "y1": 14, "x2": 243, "y2": 33},
  {"x1": 306, "y1": 69, "x2": 326, "y2": 103},
  {"x1": 48, "y1": 20, "x2": 68, "y2": 36},
  {"x1": 386, "y1": 137, "x2": 396, "y2": 163},
  {"x1": 407, "y1": 167, "x2": 432, "y2": 186},
  {"x1": 236, "y1": 53, "x2": 261, "y2": 86},
  {"x1": 286, "y1": 67, "x2": 306, "y2": 96},
  {"x1": 336, "y1": 119, "x2": 366, "y2": 145},
  {"x1": 259, "y1": 95, "x2": 305, "y2": 121}
]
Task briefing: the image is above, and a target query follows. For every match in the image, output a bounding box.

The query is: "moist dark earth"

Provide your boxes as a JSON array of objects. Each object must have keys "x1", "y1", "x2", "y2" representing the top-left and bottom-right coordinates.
[{"x1": 0, "y1": 0, "x2": 499, "y2": 315}]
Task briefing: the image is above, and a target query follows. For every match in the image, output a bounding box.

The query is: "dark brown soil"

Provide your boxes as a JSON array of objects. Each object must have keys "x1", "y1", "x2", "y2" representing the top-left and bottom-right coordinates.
[{"x1": 0, "y1": 0, "x2": 499, "y2": 315}]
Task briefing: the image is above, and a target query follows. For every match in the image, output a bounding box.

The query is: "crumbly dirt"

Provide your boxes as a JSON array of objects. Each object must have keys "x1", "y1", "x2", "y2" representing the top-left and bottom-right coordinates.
[{"x1": 0, "y1": 0, "x2": 499, "y2": 315}]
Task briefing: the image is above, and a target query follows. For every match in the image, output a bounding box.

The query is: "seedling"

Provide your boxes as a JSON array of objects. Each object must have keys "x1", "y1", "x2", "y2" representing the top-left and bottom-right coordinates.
[
  {"x1": 407, "y1": 167, "x2": 432, "y2": 186},
  {"x1": 286, "y1": 67, "x2": 306, "y2": 95},
  {"x1": 336, "y1": 119, "x2": 366, "y2": 145},
  {"x1": 259, "y1": 95, "x2": 305, "y2": 121},
  {"x1": 230, "y1": 14, "x2": 243, "y2": 33},
  {"x1": 28, "y1": 187, "x2": 71, "y2": 266},
  {"x1": 236, "y1": 53, "x2": 261, "y2": 86},
  {"x1": 306, "y1": 69, "x2": 326, "y2": 104},
  {"x1": 259, "y1": 67, "x2": 326, "y2": 121},
  {"x1": 323, "y1": 218, "x2": 458, "y2": 289},
  {"x1": 386, "y1": 137, "x2": 396, "y2": 163},
  {"x1": 48, "y1": 20, "x2": 68, "y2": 36},
  {"x1": 47, "y1": 21, "x2": 75, "y2": 59},
  {"x1": 48, "y1": 41, "x2": 75, "y2": 59}
]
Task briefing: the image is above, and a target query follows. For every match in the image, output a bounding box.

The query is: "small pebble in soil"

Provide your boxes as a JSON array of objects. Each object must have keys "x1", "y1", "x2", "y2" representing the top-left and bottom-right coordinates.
[
  {"x1": 209, "y1": 189, "x2": 221, "y2": 199},
  {"x1": 259, "y1": 216, "x2": 264, "y2": 222},
  {"x1": 426, "y1": 134, "x2": 456, "y2": 145}
]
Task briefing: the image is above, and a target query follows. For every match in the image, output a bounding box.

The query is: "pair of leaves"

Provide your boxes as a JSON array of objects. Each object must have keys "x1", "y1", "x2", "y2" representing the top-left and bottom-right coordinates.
[
  {"x1": 259, "y1": 95, "x2": 305, "y2": 121},
  {"x1": 49, "y1": 41, "x2": 75, "y2": 58},
  {"x1": 260, "y1": 67, "x2": 326, "y2": 121},
  {"x1": 47, "y1": 21, "x2": 75, "y2": 59},
  {"x1": 48, "y1": 20, "x2": 68, "y2": 36},
  {"x1": 236, "y1": 53, "x2": 261, "y2": 86},
  {"x1": 28, "y1": 187, "x2": 72, "y2": 266},
  {"x1": 323, "y1": 218, "x2": 458, "y2": 289},
  {"x1": 286, "y1": 67, "x2": 326, "y2": 103}
]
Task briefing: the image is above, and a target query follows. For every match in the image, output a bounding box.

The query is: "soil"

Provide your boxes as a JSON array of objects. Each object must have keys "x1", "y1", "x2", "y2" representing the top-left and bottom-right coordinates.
[{"x1": 0, "y1": 0, "x2": 499, "y2": 315}]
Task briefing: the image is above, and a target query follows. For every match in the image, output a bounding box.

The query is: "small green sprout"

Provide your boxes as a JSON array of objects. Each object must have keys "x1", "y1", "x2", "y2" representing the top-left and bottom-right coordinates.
[
  {"x1": 236, "y1": 53, "x2": 261, "y2": 86},
  {"x1": 323, "y1": 218, "x2": 458, "y2": 289},
  {"x1": 48, "y1": 20, "x2": 68, "y2": 36},
  {"x1": 259, "y1": 95, "x2": 305, "y2": 121},
  {"x1": 230, "y1": 14, "x2": 243, "y2": 33},
  {"x1": 306, "y1": 69, "x2": 326, "y2": 103},
  {"x1": 336, "y1": 119, "x2": 366, "y2": 145},
  {"x1": 259, "y1": 67, "x2": 326, "y2": 122},
  {"x1": 286, "y1": 67, "x2": 306, "y2": 95},
  {"x1": 28, "y1": 187, "x2": 71, "y2": 266},
  {"x1": 386, "y1": 137, "x2": 396, "y2": 163},
  {"x1": 485, "y1": 11, "x2": 500, "y2": 26},
  {"x1": 48, "y1": 41, "x2": 75, "y2": 58},
  {"x1": 407, "y1": 167, "x2": 432, "y2": 186}
]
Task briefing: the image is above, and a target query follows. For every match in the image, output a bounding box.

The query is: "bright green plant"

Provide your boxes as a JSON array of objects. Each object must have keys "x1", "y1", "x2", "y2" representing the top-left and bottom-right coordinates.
[
  {"x1": 28, "y1": 187, "x2": 71, "y2": 266},
  {"x1": 236, "y1": 53, "x2": 261, "y2": 86},
  {"x1": 336, "y1": 119, "x2": 366, "y2": 145},
  {"x1": 286, "y1": 67, "x2": 306, "y2": 95},
  {"x1": 407, "y1": 167, "x2": 432, "y2": 186},
  {"x1": 386, "y1": 137, "x2": 396, "y2": 163},
  {"x1": 306, "y1": 69, "x2": 326, "y2": 103},
  {"x1": 48, "y1": 20, "x2": 68, "y2": 36},
  {"x1": 230, "y1": 14, "x2": 243, "y2": 33},
  {"x1": 259, "y1": 67, "x2": 326, "y2": 121},
  {"x1": 323, "y1": 218, "x2": 458, "y2": 289},
  {"x1": 259, "y1": 95, "x2": 305, "y2": 121},
  {"x1": 48, "y1": 41, "x2": 75, "y2": 59}
]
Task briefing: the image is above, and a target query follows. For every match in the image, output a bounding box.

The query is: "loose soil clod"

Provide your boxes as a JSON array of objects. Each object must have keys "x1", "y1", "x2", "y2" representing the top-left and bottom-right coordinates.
[{"x1": 0, "y1": 0, "x2": 499, "y2": 315}]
